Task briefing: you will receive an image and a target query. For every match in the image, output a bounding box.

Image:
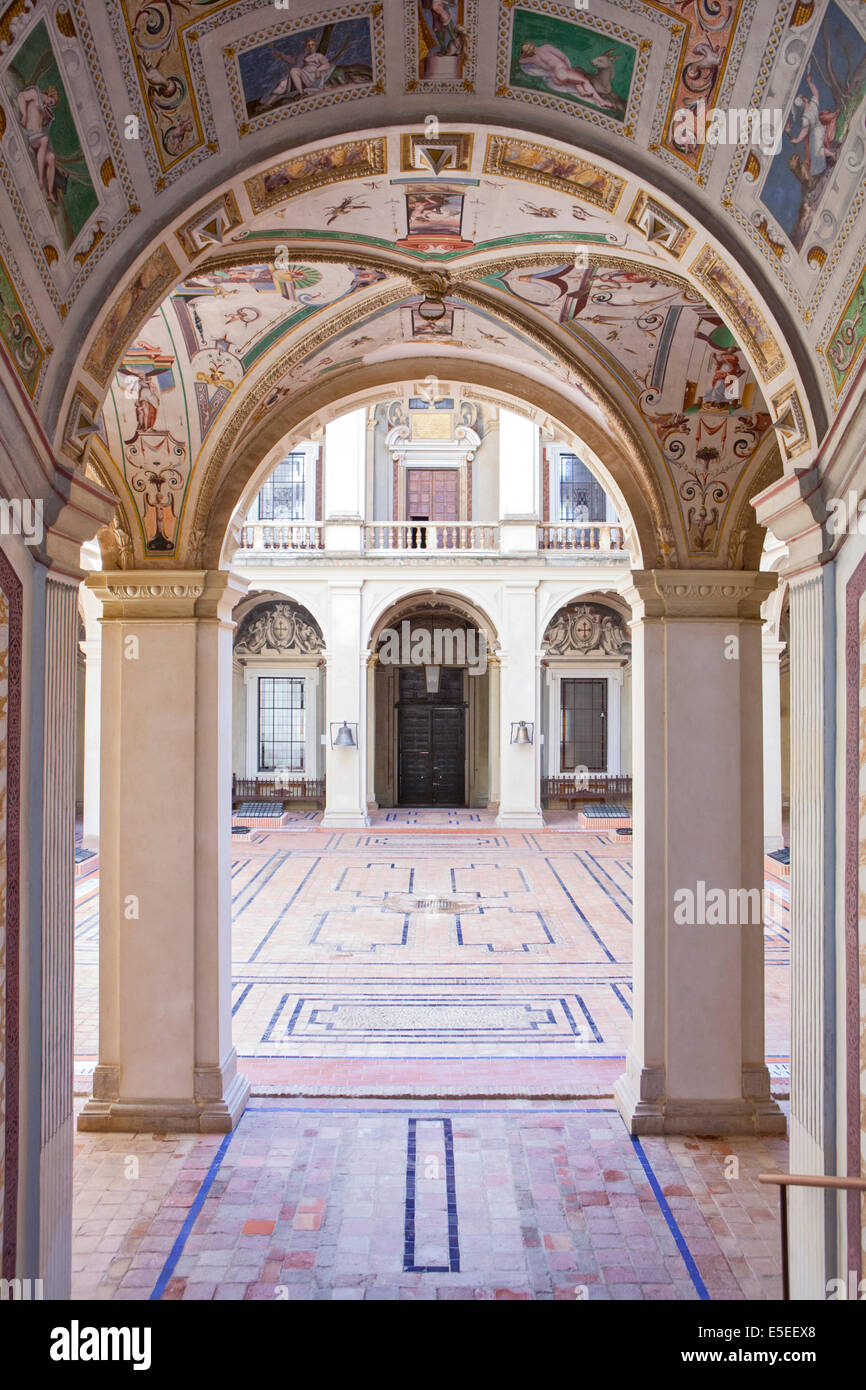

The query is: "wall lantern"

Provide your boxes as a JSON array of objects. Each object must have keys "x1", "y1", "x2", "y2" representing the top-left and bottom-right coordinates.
[
  {"x1": 330, "y1": 721, "x2": 358, "y2": 749},
  {"x1": 424, "y1": 665, "x2": 441, "y2": 694},
  {"x1": 416, "y1": 295, "x2": 446, "y2": 321},
  {"x1": 510, "y1": 721, "x2": 534, "y2": 745}
]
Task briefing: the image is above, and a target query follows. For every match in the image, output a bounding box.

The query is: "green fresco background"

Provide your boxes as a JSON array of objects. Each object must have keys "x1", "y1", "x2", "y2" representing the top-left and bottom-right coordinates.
[{"x1": 4, "y1": 19, "x2": 98, "y2": 246}]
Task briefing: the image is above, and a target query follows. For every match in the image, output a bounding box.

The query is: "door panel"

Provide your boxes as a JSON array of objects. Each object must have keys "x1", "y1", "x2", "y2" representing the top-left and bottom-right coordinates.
[
  {"x1": 398, "y1": 705, "x2": 433, "y2": 804},
  {"x1": 406, "y1": 469, "x2": 460, "y2": 522},
  {"x1": 397, "y1": 666, "x2": 466, "y2": 805},
  {"x1": 431, "y1": 707, "x2": 465, "y2": 805},
  {"x1": 431, "y1": 471, "x2": 459, "y2": 520},
  {"x1": 407, "y1": 468, "x2": 432, "y2": 519}
]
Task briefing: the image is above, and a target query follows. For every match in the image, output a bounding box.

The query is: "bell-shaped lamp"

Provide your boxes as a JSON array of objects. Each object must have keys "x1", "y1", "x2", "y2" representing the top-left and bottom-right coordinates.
[
  {"x1": 510, "y1": 721, "x2": 534, "y2": 745},
  {"x1": 331, "y1": 721, "x2": 358, "y2": 749}
]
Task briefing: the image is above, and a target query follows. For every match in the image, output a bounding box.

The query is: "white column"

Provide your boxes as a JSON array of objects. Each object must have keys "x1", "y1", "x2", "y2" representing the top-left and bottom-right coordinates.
[
  {"x1": 498, "y1": 407, "x2": 539, "y2": 553},
  {"x1": 488, "y1": 657, "x2": 500, "y2": 808},
  {"x1": 39, "y1": 573, "x2": 80, "y2": 1296},
  {"x1": 323, "y1": 407, "x2": 366, "y2": 553},
  {"x1": 322, "y1": 581, "x2": 368, "y2": 827},
  {"x1": 762, "y1": 633, "x2": 786, "y2": 853},
  {"x1": 615, "y1": 570, "x2": 785, "y2": 1136},
  {"x1": 365, "y1": 658, "x2": 377, "y2": 810},
  {"x1": 496, "y1": 582, "x2": 543, "y2": 828},
  {"x1": 78, "y1": 571, "x2": 250, "y2": 1133},
  {"x1": 79, "y1": 584, "x2": 102, "y2": 849},
  {"x1": 786, "y1": 565, "x2": 837, "y2": 1298}
]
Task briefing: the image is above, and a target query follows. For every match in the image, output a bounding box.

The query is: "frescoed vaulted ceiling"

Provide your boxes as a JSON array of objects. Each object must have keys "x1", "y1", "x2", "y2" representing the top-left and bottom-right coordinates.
[{"x1": 0, "y1": 0, "x2": 863, "y2": 571}]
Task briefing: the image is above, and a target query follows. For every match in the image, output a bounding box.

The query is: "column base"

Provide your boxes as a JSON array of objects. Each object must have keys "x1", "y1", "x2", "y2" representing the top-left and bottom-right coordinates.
[
  {"x1": 77, "y1": 1062, "x2": 250, "y2": 1134},
  {"x1": 495, "y1": 808, "x2": 545, "y2": 829},
  {"x1": 321, "y1": 810, "x2": 370, "y2": 828},
  {"x1": 764, "y1": 833, "x2": 785, "y2": 853},
  {"x1": 614, "y1": 1059, "x2": 787, "y2": 1136}
]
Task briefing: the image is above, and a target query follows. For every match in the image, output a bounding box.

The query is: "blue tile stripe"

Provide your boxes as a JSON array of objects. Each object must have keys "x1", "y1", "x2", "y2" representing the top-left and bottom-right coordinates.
[
  {"x1": 403, "y1": 1117, "x2": 460, "y2": 1273},
  {"x1": 150, "y1": 1129, "x2": 236, "y2": 1301},
  {"x1": 543, "y1": 858, "x2": 618, "y2": 963},
  {"x1": 248, "y1": 856, "x2": 322, "y2": 961},
  {"x1": 629, "y1": 1135, "x2": 710, "y2": 1301}
]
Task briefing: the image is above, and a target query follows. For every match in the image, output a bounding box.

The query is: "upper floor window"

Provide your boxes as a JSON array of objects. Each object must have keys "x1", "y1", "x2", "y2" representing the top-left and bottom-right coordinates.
[
  {"x1": 559, "y1": 454, "x2": 607, "y2": 523},
  {"x1": 258, "y1": 454, "x2": 305, "y2": 521}
]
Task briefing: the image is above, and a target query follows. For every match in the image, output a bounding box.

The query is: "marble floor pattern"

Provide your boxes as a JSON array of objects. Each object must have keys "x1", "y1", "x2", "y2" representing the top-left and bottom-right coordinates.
[
  {"x1": 74, "y1": 826, "x2": 790, "y2": 1092},
  {"x1": 71, "y1": 1099, "x2": 788, "y2": 1301}
]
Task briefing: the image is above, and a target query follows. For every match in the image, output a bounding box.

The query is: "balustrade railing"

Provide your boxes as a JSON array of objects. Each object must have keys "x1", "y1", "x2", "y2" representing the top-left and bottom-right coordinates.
[
  {"x1": 236, "y1": 520, "x2": 628, "y2": 555},
  {"x1": 537, "y1": 523, "x2": 625, "y2": 551},
  {"x1": 239, "y1": 523, "x2": 323, "y2": 551},
  {"x1": 365, "y1": 523, "x2": 499, "y2": 552}
]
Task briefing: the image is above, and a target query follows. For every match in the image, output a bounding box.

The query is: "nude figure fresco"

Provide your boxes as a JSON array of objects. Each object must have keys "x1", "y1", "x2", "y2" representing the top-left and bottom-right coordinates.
[
  {"x1": 507, "y1": 9, "x2": 634, "y2": 121},
  {"x1": 2, "y1": 20, "x2": 98, "y2": 253}
]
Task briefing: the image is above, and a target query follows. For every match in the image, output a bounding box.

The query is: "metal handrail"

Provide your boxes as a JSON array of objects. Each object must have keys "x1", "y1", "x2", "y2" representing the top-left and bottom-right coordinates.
[{"x1": 758, "y1": 1172, "x2": 866, "y2": 1300}]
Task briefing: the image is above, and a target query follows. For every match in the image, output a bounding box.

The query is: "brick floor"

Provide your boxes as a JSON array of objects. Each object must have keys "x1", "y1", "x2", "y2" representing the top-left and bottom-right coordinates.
[{"x1": 72, "y1": 1100, "x2": 787, "y2": 1301}]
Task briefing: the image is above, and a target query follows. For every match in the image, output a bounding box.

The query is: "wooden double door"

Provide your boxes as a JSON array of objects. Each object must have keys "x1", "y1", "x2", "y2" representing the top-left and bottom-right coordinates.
[
  {"x1": 406, "y1": 468, "x2": 459, "y2": 522},
  {"x1": 397, "y1": 666, "x2": 466, "y2": 806}
]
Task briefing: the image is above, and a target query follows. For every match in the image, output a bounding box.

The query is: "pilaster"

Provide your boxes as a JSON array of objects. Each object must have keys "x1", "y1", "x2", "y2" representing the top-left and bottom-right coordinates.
[
  {"x1": 77, "y1": 571, "x2": 250, "y2": 1133},
  {"x1": 614, "y1": 570, "x2": 786, "y2": 1136},
  {"x1": 496, "y1": 582, "x2": 543, "y2": 828}
]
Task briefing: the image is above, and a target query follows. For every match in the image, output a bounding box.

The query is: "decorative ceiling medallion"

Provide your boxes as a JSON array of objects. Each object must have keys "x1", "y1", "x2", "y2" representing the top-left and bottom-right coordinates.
[
  {"x1": 495, "y1": 0, "x2": 652, "y2": 140},
  {"x1": 110, "y1": 0, "x2": 226, "y2": 183},
  {"x1": 245, "y1": 137, "x2": 386, "y2": 214},
  {"x1": 0, "y1": 4, "x2": 136, "y2": 311},
  {"x1": 483, "y1": 134, "x2": 624, "y2": 213},
  {"x1": 690, "y1": 248, "x2": 784, "y2": 383},
  {"x1": 400, "y1": 131, "x2": 474, "y2": 173},
  {"x1": 175, "y1": 191, "x2": 243, "y2": 259},
  {"x1": 83, "y1": 243, "x2": 179, "y2": 387},
  {"x1": 223, "y1": 4, "x2": 386, "y2": 139},
  {"x1": 721, "y1": 1, "x2": 866, "y2": 322},
  {"x1": 404, "y1": 0, "x2": 477, "y2": 94},
  {"x1": 626, "y1": 191, "x2": 694, "y2": 259},
  {"x1": 654, "y1": 0, "x2": 746, "y2": 178}
]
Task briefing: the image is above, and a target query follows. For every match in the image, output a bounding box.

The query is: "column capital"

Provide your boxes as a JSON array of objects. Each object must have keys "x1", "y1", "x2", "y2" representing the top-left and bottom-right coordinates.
[
  {"x1": 626, "y1": 569, "x2": 776, "y2": 620},
  {"x1": 85, "y1": 569, "x2": 248, "y2": 621}
]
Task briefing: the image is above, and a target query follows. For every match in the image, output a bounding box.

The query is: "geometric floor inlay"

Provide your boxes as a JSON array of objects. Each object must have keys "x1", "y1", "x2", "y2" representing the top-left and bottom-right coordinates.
[{"x1": 75, "y1": 826, "x2": 790, "y2": 1075}]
